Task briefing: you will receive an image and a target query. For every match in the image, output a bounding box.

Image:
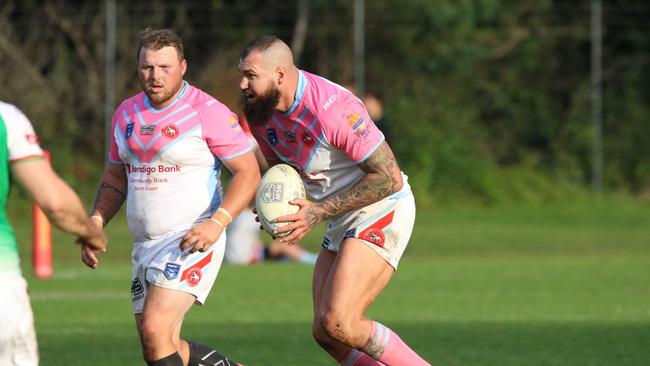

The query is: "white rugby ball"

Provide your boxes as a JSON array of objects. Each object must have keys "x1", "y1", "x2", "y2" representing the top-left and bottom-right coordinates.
[{"x1": 255, "y1": 164, "x2": 306, "y2": 237}]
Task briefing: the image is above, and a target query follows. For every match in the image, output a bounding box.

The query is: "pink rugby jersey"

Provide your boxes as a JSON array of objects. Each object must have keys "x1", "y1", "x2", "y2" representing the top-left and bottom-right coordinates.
[
  {"x1": 109, "y1": 82, "x2": 251, "y2": 242},
  {"x1": 251, "y1": 71, "x2": 385, "y2": 200}
]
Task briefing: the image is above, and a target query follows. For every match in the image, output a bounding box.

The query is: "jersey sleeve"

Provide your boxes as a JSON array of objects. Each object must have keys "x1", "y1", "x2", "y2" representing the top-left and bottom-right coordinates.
[
  {"x1": 5, "y1": 105, "x2": 45, "y2": 163},
  {"x1": 322, "y1": 96, "x2": 385, "y2": 163},
  {"x1": 108, "y1": 109, "x2": 122, "y2": 164},
  {"x1": 201, "y1": 105, "x2": 252, "y2": 160}
]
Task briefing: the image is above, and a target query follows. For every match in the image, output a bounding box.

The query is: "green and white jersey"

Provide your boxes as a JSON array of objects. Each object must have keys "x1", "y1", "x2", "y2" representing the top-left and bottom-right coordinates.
[{"x1": 0, "y1": 101, "x2": 44, "y2": 276}]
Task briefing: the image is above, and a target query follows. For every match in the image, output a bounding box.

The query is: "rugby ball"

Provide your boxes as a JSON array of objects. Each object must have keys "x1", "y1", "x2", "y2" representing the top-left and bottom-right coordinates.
[{"x1": 255, "y1": 164, "x2": 306, "y2": 237}]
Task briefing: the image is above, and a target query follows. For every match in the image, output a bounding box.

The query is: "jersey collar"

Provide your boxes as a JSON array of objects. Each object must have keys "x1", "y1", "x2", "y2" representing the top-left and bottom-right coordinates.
[{"x1": 282, "y1": 70, "x2": 306, "y2": 116}]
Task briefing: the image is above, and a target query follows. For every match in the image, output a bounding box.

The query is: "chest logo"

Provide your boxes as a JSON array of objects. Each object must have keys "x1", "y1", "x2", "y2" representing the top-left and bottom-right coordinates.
[
  {"x1": 283, "y1": 131, "x2": 297, "y2": 143},
  {"x1": 140, "y1": 124, "x2": 155, "y2": 135},
  {"x1": 125, "y1": 122, "x2": 134, "y2": 139},
  {"x1": 267, "y1": 128, "x2": 278, "y2": 145},
  {"x1": 302, "y1": 133, "x2": 314, "y2": 146},
  {"x1": 162, "y1": 124, "x2": 179, "y2": 139}
]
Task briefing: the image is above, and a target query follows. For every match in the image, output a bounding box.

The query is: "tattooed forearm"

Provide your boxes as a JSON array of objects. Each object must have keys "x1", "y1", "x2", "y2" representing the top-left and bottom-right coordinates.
[
  {"x1": 92, "y1": 182, "x2": 126, "y2": 225},
  {"x1": 315, "y1": 142, "x2": 402, "y2": 220}
]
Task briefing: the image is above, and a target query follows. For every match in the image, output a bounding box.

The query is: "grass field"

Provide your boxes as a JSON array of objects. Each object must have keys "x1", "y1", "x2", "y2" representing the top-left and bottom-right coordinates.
[{"x1": 11, "y1": 198, "x2": 650, "y2": 365}]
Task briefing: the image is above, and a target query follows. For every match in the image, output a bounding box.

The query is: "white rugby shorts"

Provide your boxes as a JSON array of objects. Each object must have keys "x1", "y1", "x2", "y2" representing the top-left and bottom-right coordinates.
[
  {"x1": 0, "y1": 275, "x2": 38, "y2": 366},
  {"x1": 131, "y1": 229, "x2": 226, "y2": 313},
  {"x1": 322, "y1": 174, "x2": 416, "y2": 269}
]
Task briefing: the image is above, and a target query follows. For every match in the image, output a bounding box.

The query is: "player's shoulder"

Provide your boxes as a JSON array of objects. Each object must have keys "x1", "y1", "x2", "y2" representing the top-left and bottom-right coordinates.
[
  {"x1": 0, "y1": 101, "x2": 33, "y2": 129},
  {"x1": 185, "y1": 84, "x2": 234, "y2": 116},
  {"x1": 301, "y1": 71, "x2": 362, "y2": 116},
  {"x1": 115, "y1": 92, "x2": 145, "y2": 114}
]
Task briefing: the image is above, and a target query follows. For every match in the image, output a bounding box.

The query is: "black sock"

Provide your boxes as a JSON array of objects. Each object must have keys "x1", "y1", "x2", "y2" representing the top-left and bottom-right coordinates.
[
  {"x1": 146, "y1": 352, "x2": 183, "y2": 366},
  {"x1": 187, "y1": 341, "x2": 238, "y2": 366}
]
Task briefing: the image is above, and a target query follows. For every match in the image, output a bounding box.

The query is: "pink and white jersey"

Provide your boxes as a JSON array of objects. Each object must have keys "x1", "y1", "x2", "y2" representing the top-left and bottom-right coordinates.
[
  {"x1": 251, "y1": 71, "x2": 384, "y2": 200},
  {"x1": 109, "y1": 82, "x2": 251, "y2": 242}
]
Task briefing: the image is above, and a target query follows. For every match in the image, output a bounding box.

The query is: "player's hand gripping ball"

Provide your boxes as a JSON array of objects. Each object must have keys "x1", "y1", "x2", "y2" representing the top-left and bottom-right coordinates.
[{"x1": 255, "y1": 164, "x2": 306, "y2": 238}]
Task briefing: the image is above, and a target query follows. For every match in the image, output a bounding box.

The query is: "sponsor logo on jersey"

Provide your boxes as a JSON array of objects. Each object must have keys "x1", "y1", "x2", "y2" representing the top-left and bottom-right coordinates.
[
  {"x1": 140, "y1": 124, "x2": 155, "y2": 135},
  {"x1": 267, "y1": 128, "x2": 278, "y2": 145},
  {"x1": 302, "y1": 133, "x2": 314, "y2": 146},
  {"x1": 260, "y1": 182, "x2": 284, "y2": 203},
  {"x1": 348, "y1": 112, "x2": 366, "y2": 134},
  {"x1": 24, "y1": 133, "x2": 40, "y2": 144},
  {"x1": 323, "y1": 94, "x2": 337, "y2": 111},
  {"x1": 161, "y1": 124, "x2": 179, "y2": 138},
  {"x1": 126, "y1": 163, "x2": 181, "y2": 175},
  {"x1": 131, "y1": 278, "x2": 144, "y2": 302},
  {"x1": 125, "y1": 122, "x2": 134, "y2": 139},
  {"x1": 229, "y1": 115, "x2": 239, "y2": 129},
  {"x1": 283, "y1": 131, "x2": 297, "y2": 143},
  {"x1": 163, "y1": 263, "x2": 181, "y2": 279}
]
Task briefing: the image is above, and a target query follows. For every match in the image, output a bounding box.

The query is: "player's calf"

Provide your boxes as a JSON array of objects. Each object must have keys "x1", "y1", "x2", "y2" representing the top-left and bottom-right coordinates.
[
  {"x1": 146, "y1": 352, "x2": 183, "y2": 366},
  {"x1": 187, "y1": 340, "x2": 241, "y2": 366}
]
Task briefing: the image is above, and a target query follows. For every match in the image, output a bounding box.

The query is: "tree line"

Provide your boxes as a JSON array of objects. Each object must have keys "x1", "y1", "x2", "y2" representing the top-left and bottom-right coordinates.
[{"x1": 1, "y1": 0, "x2": 648, "y2": 205}]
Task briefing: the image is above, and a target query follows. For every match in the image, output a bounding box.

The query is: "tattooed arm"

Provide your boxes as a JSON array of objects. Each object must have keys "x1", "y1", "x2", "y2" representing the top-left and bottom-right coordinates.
[
  {"x1": 274, "y1": 142, "x2": 403, "y2": 243},
  {"x1": 90, "y1": 163, "x2": 128, "y2": 226}
]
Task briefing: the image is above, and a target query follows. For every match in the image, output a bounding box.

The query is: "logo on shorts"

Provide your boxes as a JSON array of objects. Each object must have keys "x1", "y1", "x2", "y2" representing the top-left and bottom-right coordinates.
[
  {"x1": 344, "y1": 229, "x2": 356, "y2": 239},
  {"x1": 161, "y1": 124, "x2": 179, "y2": 138},
  {"x1": 131, "y1": 278, "x2": 144, "y2": 302},
  {"x1": 186, "y1": 268, "x2": 202, "y2": 287},
  {"x1": 357, "y1": 210, "x2": 395, "y2": 248},
  {"x1": 180, "y1": 252, "x2": 213, "y2": 288},
  {"x1": 359, "y1": 228, "x2": 385, "y2": 247},
  {"x1": 163, "y1": 263, "x2": 181, "y2": 280}
]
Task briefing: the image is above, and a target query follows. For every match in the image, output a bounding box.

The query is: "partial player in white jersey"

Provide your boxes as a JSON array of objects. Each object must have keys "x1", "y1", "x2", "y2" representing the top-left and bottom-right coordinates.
[
  {"x1": 0, "y1": 101, "x2": 106, "y2": 365},
  {"x1": 239, "y1": 36, "x2": 429, "y2": 365},
  {"x1": 83, "y1": 29, "x2": 259, "y2": 366}
]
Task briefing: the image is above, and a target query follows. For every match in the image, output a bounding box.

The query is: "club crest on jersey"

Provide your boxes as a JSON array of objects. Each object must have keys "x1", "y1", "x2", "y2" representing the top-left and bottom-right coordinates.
[
  {"x1": 162, "y1": 124, "x2": 179, "y2": 139},
  {"x1": 125, "y1": 122, "x2": 134, "y2": 139},
  {"x1": 163, "y1": 263, "x2": 181, "y2": 279},
  {"x1": 283, "y1": 131, "x2": 297, "y2": 143},
  {"x1": 302, "y1": 133, "x2": 314, "y2": 146},
  {"x1": 140, "y1": 124, "x2": 155, "y2": 135},
  {"x1": 267, "y1": 128, "x2": 278, "y2": 145}
]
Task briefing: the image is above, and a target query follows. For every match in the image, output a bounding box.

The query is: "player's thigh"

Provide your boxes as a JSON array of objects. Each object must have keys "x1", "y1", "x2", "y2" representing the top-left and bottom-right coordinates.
[
  {"x1": 0, "y1": 277, "x2": 38, "y2": 366},
  {"x1": 139, "y1": 285, "x2": 196, "y2": 334},
  {"x1": 321, "y1": 237, "x2": 394, "y2": 316},
  {"x1": 312, "y1": 248, "x2": 336, "y2": 315}
]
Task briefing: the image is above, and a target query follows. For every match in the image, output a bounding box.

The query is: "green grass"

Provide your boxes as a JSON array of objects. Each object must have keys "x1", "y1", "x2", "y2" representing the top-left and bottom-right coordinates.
[{"x1": 11, "y1": 198, "x2": 650, "y2": 365}]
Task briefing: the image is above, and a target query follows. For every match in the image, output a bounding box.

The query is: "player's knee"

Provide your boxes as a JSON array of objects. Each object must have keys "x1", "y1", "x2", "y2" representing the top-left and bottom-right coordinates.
[
  {"x1": 312, "y1": 319, "x2": 330, "y2": 347},
  {"x1": 139, "y1": 317, "x2": 165, "y2": 355},
  {"x1": 318, "y1": 310, "x2": 354, "y2": 343}
]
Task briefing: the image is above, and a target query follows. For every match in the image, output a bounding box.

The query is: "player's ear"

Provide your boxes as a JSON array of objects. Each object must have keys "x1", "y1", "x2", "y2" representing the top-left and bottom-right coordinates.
[
  {"x1": 180, "y1": 59, "x2": 188, "y2": 76},
  {"x1": 276, "y1": 65, "x2": 286, "y2": 85}
]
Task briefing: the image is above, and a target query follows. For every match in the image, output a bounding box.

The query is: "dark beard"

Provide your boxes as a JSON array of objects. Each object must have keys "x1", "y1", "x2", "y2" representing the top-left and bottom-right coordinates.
[{"x1": 242, "y1": 86, "x2": 280, "y2": 126}]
